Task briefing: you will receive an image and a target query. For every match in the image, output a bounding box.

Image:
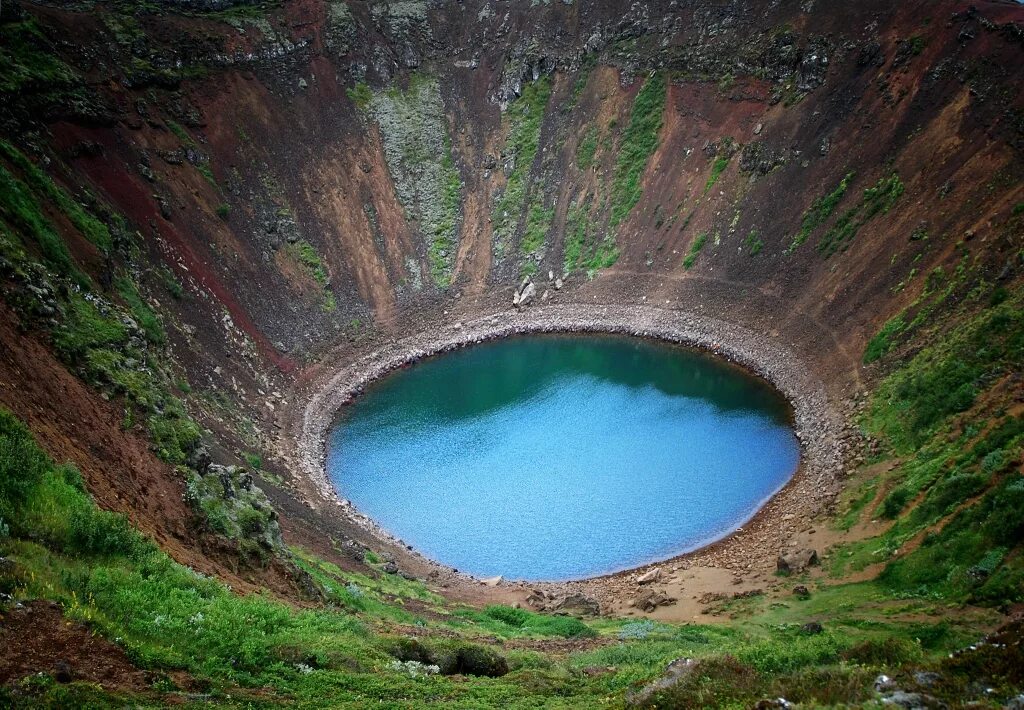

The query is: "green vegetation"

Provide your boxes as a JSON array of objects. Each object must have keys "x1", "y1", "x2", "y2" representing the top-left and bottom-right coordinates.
[
  {"x1": 863, "y1": 315, "x2": 906, "y2": 364},
  {"x1": 364, "y1": 74, "x2": 461, "y2": 287},
  {"x1": 703, "y1": 153, "x2": 732, "y2": 196},
  {"x1": 115, "y1": 276, "x2": 165, "y2": 345},
  {"x1": 286, "y1": 240, "x2": 337, "y2": 311},
  {"x1": 575, "y1": 126, "x2": 598, "y2": 170},
  {"x1": 563, "y1": 202, "x2": 618, "y2": 276},
  {"x1": 787, "y1": 171, "x2": 855, "y2": 253},
  {"x1": 287, "y1": 239, "x2": 328, "y2": 285},
  {"x1": 818, "y1": 173, "x2": 904, "y2": 257},
  {"x1": 0, "y1": 18, "x2": 84, "y2": 106},
  {"x1": 347, "y1": 81, "x2": 373, "y2": 108},
  {"x1": 866, "y1": 296, "x2": 1023, "y2": 452},
  {"x1": 683, "y1": 232, "x2": 708, "y2": 269},
  {"x1": 0, "y1": 141, "x2": 113, "y2": 253},
  {"x1": 609, "y1": 73, "x2": 667, "y2": 227},
  {"x1": 215, "y1": 202, "x2": 230, "y2": 219},
  {"x1": 0, "y1": 162, "x2": 83, "y2": 283},
  {"x1": 492, "y1": 77, "x2": 553, "y2": 260},
  {"x1": 744, "y1": 229, "x2": 763, "y2": 256}
]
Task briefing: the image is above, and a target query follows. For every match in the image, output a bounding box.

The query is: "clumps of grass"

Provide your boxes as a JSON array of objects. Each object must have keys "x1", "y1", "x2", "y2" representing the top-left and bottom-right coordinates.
[
  {"x1": 744, "y1": 229, "x2": 763, "y2": 256},
  {"x1": 215, "y1": 203, "x2": 230, "y2": 219},
  {"x1": 0, "y1": 162, "x2": 83, "y2": 283},
  {"x1": 703, "y1": 153, "x2": 732, "y2": 196},
  {"x1": 562, "y1": 202, "x2": 618, "y2": 275},
  {"x1": 347, "y1": 81, "x2": 372, "y2": 108},
  {"x1": 115, "y1": 276, "x2": 165, "y2": 345},
  {"x1": 475, "y1": 605, "x2": 597, "y2": 639},
  {"x1": 492, "y1": 76, "x2": 553, "y2": 259},
  {"x1": 817, "y1": 172, "x2": 904, "y2": 257},
  {"x1": 683, "y1": 232, "x2": 708, "y2": 269},
  {"x1": 166, "y1": 120, "x2": 193, "y2": 145},
  {"x1": 0, "y1": 407, "x2": 155, "y2": 561},
  {"x1": 158, "y1": 266, "x2": 183, "y2": 299},
  {"x1": 287, "y1": 239, "x2": 328, "y2": 285},
  {"x1": 787, "y1": 171, "x2": 855, "y2": 253},
  {"x1": 576, "y1": 126, "x2": 598, "y2": 170},
  {"x1": 863, "y1": 315, "x2": 906, "y2": 364},
  {"x1": 286, "y1": 240, "x2": 337, "y2": 311},
  {"x1": 866, "y1": 297, "x2": 1023, "y2": 451},
  {"x1": 609, "y1": 72, "x2": 667, "y2": 227}
]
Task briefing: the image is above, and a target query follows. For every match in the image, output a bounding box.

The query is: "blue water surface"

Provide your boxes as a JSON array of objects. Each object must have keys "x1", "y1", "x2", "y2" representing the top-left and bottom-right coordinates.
[{"x1": 326, "y1": 334, "x2": 799, "y2": 581}]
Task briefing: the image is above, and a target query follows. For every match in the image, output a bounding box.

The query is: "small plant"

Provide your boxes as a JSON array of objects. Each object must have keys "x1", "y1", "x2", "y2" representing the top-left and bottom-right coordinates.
[
  {"x1": 683, "y1": 233, "x2": 708, "y2": 269},
  {"x1": 744, "y1": 230, "x2": 763, "y2": 256},
  {"x1": 346, "y1": 82, "x2": 373, "y2": 109},
  {"x1": 703, "y1": 154, "x2": 731, "y2": 196},
  {"x1": 215, "y1": 203, "x2": 230, "y2": 219},
  {"x1": 609, "y1": 72, "x2": 667, "y2": 227}
]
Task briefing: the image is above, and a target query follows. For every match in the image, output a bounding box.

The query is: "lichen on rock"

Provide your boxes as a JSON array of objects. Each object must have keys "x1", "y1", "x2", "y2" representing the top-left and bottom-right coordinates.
[{"x1": 363, "y1": 74, "x2": 462, "y2": 288}]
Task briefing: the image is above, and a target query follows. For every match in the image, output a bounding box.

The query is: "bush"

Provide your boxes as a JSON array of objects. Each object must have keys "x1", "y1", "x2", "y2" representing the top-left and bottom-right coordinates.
[
  {"x1": 879, "y1": 486, "x2": 911, "y2": 519},
  {"x1": 0, "y1": 410, "x2": 49, "y2": 523},
  {"x1": 840, "y1": 637, "x2": 920, "y2": 666}
]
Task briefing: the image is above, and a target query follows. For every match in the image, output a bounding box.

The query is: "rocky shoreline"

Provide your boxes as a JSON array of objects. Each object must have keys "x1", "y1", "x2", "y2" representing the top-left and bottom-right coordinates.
[{"x1": 291, "y1": 303, "x2": 847, "y2": 607}]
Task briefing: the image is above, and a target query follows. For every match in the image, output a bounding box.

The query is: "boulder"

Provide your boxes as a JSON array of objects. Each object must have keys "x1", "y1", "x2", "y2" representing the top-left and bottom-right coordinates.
[
  {"x1": 550, "y1": 592, "x2": 600, "y2": 617},
  {"x1": 800, "y1": 621, "x2": 824, "y2": 635},
  {"x1": 632, "y1": 588, "x2": 677, "y2": 613},
  {"x1": 777, "y1": 549, "x2": 818, "y2": 574},
  {"x1": 793, "y1": 585, "x2": 811, "y2": 599}
]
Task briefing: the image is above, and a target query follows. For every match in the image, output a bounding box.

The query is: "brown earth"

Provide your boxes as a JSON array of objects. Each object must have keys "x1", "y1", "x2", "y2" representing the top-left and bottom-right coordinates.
[{"x1": 0, "y1": 0, "x2": 1022, "y2": 682}]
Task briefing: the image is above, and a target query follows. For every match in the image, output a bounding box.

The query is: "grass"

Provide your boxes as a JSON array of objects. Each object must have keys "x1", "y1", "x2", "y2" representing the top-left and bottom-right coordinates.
[
  {"x1": 609, "y1": 73, "x2": 666, "y2": 227},
  {"x1": 492, "y1": 77, "x2": 552, "y2": 259},
  {"x1": 865, "y1": 296, "x2": 1023, "y2": 451},
  {"x1": 787, "y1": 171, "x2": 855, "y2": 253},
  {"x1": 863, "y1": 315, "x2": 906, "y2": 364},
  {"x1": 818, "y1": 173, "x2": 904, "y2": 257},
  {"x1": 0, "y1": 162, "x2": 83, "y2": 283},
  {"x1": 576, "y1": 126, "x2": 598, "y2": 170},
  {"x1": 744, "y1": 229, "x2": 763, "y2": 256},
  {"x1": 563, "y1": 202, "x2": 618, "y2": 275},
  {"x1": 346, "y1": 82, "x2": 372, "y2": 109},
  {"x1": 683, "y1": 232, "x2": 708, "y2": 269},
  {"x1": 703, "y1": 153, "x2": 731, "y2": 196},
  {"x1": 287, "y1": 240, "x2": 328, "y2": 285}
]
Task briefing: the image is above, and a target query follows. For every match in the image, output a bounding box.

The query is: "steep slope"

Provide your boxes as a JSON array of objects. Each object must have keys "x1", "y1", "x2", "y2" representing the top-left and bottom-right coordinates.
[{"x1": 0, "y1": 0, "x2": 1022, "y2": 707}]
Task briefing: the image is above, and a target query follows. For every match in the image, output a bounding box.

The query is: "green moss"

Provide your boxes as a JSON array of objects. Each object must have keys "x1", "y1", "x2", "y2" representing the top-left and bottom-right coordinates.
[
  {"x1": 367, "y1": 75, "x2": 461, "y2": 287},
  {"x1": 492, "y1": 77, "x2": 553, "y2": 259},
  {"x1": 609, "y1": 73, "x2": 666, "y2": 227},
  {"x1": 288, "y1": 240, "x2": 328, "y2": 285},
  {"x1": 348, "y1": 82, "x2": 373, "y2": 108},
  {"x1": 818, "y1": 173, "x2": 904, "y2": 257},
  {"x1": 703, "y1": 153, "x2": 731, "y2": 196},
  {"x1": 744, "y1": 229, "x2": 763, "y2": 256},
  {"x1": 114, "y1": 276, "x2": 165, "y2": 345},
  {"x1": 863, "y1": 315, "x2": 906, "y2": 364},
  {"x1": 576, "y1": 126, "x2": 598, "y2": 170},
  {"x1": 683, "y1": 233, "x2": 708, "y2": 269},
  {"x1": 787, "y1": 171, "x2": 855, "y2": 253}
]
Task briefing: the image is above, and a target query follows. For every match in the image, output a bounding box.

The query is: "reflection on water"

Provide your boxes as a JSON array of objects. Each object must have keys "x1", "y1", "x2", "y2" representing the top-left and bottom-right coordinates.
[{"x1": 327, "y1": 335, "x2": 799, "y2": 581}]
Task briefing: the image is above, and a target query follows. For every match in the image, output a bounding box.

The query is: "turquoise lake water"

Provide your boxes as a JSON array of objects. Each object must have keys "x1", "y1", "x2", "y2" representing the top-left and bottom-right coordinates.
[{"x1": 326, "y1": 334, "x2": 800, "y2": 581}]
